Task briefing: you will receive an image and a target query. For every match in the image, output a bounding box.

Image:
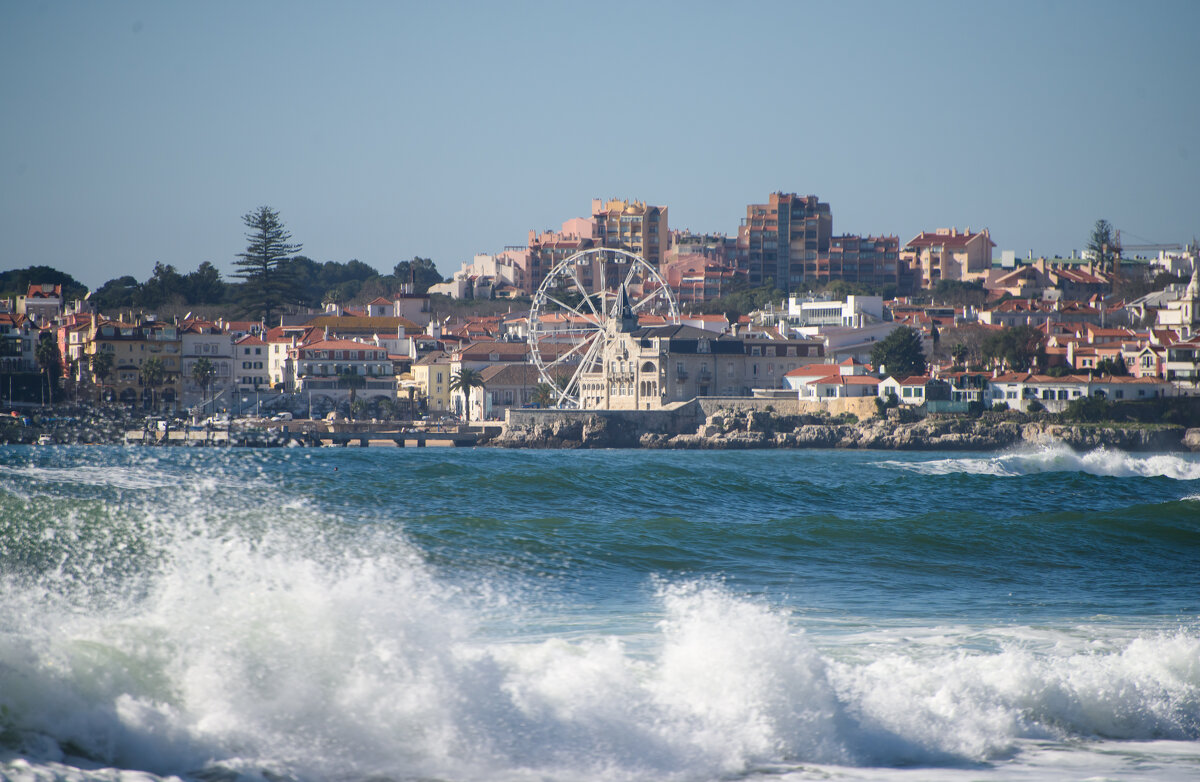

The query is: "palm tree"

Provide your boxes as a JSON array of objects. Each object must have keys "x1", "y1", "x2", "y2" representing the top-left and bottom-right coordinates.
[
  {"x1": 531, "y1": 382, "x2": 556, "y2": 409},
  {"x1": 337, "y1": 370, "x2": 366, "y2": 417},
  {"x1": 91, "y1": 350, "x2": 114, "y2": 404},
  {"x1": 405, "y1": 385, "x2": 417, "y2": 420},
  {"x1": 140, "y1": 356, "x2": 166, "y2": 413},
  {"x1": 34, "y1": 332, "x2": 60, "y2": 407},
  {"x1": 449, "y1": 367, "x2": 485, "y2": 424},
  {"x1": 191, "y1": 357, "x2": 216, "y2": 416}
]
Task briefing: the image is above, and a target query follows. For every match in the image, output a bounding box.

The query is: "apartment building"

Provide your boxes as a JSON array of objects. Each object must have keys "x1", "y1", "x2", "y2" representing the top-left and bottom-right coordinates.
[
  {"x1": 87, "y1": 318, "x2": 182, "y2": 409},
  {"x1": 738, "y1": 192, "x2": 832, "y2": 294},
  {"x1": 903, "y1": 227, "x2": 995, "y2": 287},
  {"x1": 592, "y1": 198, "x2": 668, "y2": 265},
  {"x1": 819, "y1": 235, "x2": 901, "y2": 290}
]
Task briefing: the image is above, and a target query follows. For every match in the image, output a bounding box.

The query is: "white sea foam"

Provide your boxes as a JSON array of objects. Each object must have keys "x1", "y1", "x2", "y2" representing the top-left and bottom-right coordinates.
[
  {"x1": 0, "y1": 462, "x2": 178, "y2": 492},
  {"x1": 3, "y1": 507, "x2": 1199, "y2": 782},
  {"x1": 2, "y1": 456, "x2": 1198, "y2": 782},
  {"x1": 888, "y1": 443, "x2": 1200, "y2": 480}
]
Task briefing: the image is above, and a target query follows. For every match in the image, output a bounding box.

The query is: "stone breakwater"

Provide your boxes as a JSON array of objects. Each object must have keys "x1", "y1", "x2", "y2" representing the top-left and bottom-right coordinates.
[{"x1": 492, "y1": 408, "x2": 1199, "y2": 452}]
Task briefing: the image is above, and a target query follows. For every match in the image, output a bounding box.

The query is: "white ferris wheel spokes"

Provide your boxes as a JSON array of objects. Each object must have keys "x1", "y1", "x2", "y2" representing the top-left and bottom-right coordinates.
[{"x1": 528, "y1": 248, "x2": 679, "y2": 408}]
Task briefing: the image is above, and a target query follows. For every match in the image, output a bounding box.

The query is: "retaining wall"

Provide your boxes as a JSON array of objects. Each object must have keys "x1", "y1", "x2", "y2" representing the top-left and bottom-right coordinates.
[{"x1": 698, "y1": 396, "x2": 879, "y2": 420}]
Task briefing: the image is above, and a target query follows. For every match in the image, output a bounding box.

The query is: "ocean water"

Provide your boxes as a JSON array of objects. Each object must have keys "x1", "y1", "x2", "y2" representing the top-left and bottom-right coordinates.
[{"x1": 0, "y1": 443, "x2": 1198, "y2": 782}]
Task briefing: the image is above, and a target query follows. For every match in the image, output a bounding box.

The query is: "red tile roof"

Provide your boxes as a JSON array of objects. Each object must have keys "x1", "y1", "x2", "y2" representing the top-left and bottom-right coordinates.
[{"x1": 905, "y1": 231, "x2": 995, "y2": 250}]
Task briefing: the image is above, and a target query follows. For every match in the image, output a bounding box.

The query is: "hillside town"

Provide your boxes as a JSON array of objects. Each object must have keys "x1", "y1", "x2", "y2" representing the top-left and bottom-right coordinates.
[{"x1": 3, "y1": 192, "x2": 1199, "y2": 444}]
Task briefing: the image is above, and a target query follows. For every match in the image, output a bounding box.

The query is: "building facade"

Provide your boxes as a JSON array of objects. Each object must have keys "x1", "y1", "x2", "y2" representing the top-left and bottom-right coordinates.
[
  {"x1": 903, "y1": 227, "x2": 995, "y2": 288},
  {"x1": 738, "y1": 192, "x2": 832, "y2": 294},
  {"x1": 87, "y1": 319, "x2": 182, "y2": 410},
  {"x1": 592, "y1": 198, "x2": 669, "y2": 266},
  {"x1": 819, "y1": 235, "x2": 901, "y2": 290}
]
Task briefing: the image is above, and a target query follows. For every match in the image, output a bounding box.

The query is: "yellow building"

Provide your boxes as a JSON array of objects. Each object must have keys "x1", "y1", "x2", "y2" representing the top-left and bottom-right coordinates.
[
  {"x1": 87, "y1": 318, "x2": 183, "y2": 410},
  {"x1": 411, "y1": 351, "x2": 453, "y2": 414}
]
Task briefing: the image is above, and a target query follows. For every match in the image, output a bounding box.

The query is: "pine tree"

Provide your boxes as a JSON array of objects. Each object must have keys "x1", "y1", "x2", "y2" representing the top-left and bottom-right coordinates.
[
  {"x1": 234, "y1": 206, "x2": 301, "y2": 326},
  {"x1": 1087, "y1": 219, "x2": 1117, "y2": 271},
  {"x1": 870, "y1": 326, "x2": 927, "y2": 378}
]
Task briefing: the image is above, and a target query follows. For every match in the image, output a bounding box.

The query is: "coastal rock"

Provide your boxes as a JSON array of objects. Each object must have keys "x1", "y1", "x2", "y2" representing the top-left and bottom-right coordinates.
[
  {"x1": 1021, "y1": 422, "x2": 1185, "y2": 452},
  {"x1": 493, "y1": 409, "x2": 1189, "y2": 451}
]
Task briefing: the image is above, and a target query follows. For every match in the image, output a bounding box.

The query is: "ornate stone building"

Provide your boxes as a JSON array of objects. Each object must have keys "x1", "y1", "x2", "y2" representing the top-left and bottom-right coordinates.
[{"x1": 578, "y1": 288, "x2": 822, "y2": 410}]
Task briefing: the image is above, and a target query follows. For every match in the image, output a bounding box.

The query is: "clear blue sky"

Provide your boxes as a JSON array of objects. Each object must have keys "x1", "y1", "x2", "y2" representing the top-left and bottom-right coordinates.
[{"x1": 2, "y1": 0, "x2": 1197, "y2": 290}]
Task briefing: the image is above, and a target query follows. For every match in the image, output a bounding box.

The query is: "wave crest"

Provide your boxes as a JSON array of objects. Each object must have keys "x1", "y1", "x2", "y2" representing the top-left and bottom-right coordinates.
[{"x1": 889, "y1": 444, "x2": 1200, "y2": 480}]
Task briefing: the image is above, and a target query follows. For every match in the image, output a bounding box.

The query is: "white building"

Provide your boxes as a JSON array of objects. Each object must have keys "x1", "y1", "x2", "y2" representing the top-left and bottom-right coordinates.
[
  {"x1": 878, "y1": 375, "x2": 934, "y2": 405},
  {"x1": 181, "y1": 320, "x2": 235, "y2": 410},
  {"x1": 290, "y1": 338, "x2": 396, "y2": 405},
  {"x1": 786, "y1": 294, "x2": 883, "y2": 330},
  {"x1": 988, "y1": 373, "x2": 1173, "y2": 412},
  {"x1": 234, "y1": 334, "x2": 270, "y2": 391}
]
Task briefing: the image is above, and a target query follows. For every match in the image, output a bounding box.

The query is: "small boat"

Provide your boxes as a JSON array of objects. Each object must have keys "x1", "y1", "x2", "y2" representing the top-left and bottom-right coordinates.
[{"x1": 36, "y1": 434, "x2": 53, "y2": 445}]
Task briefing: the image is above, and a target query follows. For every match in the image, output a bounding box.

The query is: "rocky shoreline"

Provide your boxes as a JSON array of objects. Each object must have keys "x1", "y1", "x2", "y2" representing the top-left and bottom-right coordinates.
[{"x1": 492, "y1": 410, "x2": 1200, "y2": 452}]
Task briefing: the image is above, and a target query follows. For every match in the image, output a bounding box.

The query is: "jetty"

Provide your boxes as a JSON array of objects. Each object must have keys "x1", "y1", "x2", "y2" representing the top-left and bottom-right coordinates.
[{"x1": 123, "y1": 422, "x2": 491, "y2": 448}]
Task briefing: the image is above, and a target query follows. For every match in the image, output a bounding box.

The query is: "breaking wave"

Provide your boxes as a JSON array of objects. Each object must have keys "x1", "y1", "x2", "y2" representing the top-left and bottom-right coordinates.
[
  {"x1": 2, "y1": 446, "x2": 1198, "y2": 782},
  {"x1": 888, "y1": 443, "x2": 1200, "y2": 480},
  {"x1": 1, "y1": 500, "x2": 1198, "y2": 782}
]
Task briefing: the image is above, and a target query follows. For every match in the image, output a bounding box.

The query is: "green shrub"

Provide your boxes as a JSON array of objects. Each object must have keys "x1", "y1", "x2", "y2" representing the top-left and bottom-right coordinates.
[{"x1": 1063, "y1": 395, "x2": 1110, "y2": 423}]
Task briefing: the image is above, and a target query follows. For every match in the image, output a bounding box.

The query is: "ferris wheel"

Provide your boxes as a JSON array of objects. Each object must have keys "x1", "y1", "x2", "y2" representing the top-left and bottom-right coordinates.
[{"x1": 528, "y1": 247, "x2": 679, "y2": 408}]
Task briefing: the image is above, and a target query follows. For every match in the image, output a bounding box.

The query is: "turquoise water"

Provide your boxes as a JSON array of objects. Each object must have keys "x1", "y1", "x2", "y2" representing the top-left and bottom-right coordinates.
[{"x1": 0, "y1": 444, "x2": 1198, "y2": 781}]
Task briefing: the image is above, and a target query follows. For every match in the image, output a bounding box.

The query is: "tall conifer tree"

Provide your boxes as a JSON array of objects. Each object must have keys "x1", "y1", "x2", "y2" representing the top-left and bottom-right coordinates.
[{"x1": 234, "y1": 206, "x2": 301, "y2": 326}]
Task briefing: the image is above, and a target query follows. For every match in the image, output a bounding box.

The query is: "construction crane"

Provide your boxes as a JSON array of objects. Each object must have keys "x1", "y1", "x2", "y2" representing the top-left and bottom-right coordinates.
[{"x1": 1114, "y1": 229, "x2": 1182, "y2": 258}]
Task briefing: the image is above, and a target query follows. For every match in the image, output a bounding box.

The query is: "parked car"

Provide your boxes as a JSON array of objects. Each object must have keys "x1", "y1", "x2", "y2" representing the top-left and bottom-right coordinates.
[{"x1": 270, "y1": 412, "x2": 293, "y2": 421}]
